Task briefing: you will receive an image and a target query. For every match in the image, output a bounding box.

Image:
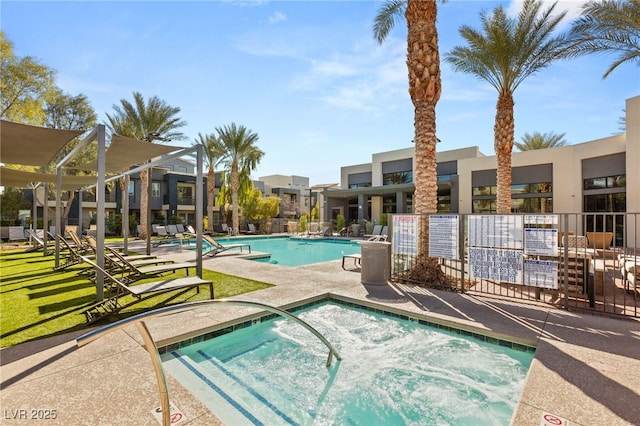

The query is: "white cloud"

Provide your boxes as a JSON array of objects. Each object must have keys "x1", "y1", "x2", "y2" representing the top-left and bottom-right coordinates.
[
  {"x1": 290, "y1": 36, "x2": 408, "y2": 113},
  {"x1": 269, "y1": 11, "x2": 286, "y2": 24},
  {"x1": 506, "y1": 0, "x2": 588, "y2": 28}
]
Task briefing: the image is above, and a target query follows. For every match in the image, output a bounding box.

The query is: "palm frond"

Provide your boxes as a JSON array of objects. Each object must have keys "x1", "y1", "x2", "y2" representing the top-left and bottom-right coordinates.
[{"x1": 373, "y1": 0, "x2": 406, "y2": 44}]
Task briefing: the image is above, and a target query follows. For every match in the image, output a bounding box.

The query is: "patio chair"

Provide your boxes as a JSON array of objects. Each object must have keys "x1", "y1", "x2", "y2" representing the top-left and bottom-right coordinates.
[
  {"x1": 83, "y1": 235, "x2": 157, "y2": 263},
  {"x1": 66, "y1": 230, "x2": 93, "y2": 253},
  {"x1": 166, "y1": 224, "x2": 179, "y2": 236},
  {"x1": 79, "y1": 255, "x2": 213, "y2": 324},
  {"x1": 241, "y1": 223, "x2": 258, "y2": 234},
  {"x1": 110, "y1": 250, "x2": 196, "y2": 284},
  {"x1": 309, "y1": 226, "x2": 331, "y2": 237},
  {"x1": 368, "y1": 226, "x2": 388, "y2": 241},
  {"x1": 53, "y1": 234, "x2": 86, "y2": 270},
  {"x1": 203, "y1": 235, "x2": 251, "y2": 257},
  {"x1": 620, "y1": 254, "x2": 640, "y2": 292},
  {"x1": 25, "y1": 229, "x2": 56, "y2": 253},
  {"x1": 364, "y1": 224, "x2": 382, "y2": 239}
]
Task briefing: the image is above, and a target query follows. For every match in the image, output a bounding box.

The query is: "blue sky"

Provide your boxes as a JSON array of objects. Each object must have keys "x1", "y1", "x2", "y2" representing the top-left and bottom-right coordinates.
[{"x1": 2, "y1": 1, "x2": 638, "y2": 185}]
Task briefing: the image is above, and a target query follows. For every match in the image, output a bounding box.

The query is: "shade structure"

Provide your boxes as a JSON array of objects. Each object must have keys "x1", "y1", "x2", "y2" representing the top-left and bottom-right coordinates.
[
  {"x1": 0, "y1": 167, "x2": 97, "y2": 190},
  {"x1": 74, "y1": 135, "x2": 183, "y2": 173},
  {"x1": 0, "y1": 120, "x2": 85, "y2": 167}
]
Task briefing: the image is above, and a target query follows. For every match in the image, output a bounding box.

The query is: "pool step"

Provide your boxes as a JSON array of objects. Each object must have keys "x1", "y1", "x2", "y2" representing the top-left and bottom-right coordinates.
[{"x1": 162, "y1": 351, "x2": 305, "y2": 426}]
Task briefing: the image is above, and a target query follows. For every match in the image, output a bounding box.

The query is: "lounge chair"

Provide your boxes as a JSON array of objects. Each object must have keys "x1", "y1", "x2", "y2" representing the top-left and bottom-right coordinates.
[
  {"x1": 79, "y1": 255, "x2": 213, "y2": 324},
  {"x1": 368, "y1": 226, "x2": 388, "y2": 241},
  {"x1": 111, "y1": 251, "x2": 196, "y2": 284},
  {"x1": 203, "y1": 235, "x2": 251, "y2": 257},
  {"x1": 364, "y1": 224, "x2": 383, "y2": 239},
  {"x1": 66, "y1": 230, "x2": 93, "y2": 253},
  {"x1": 53, "y1": 234, "x2": 86, "y2": 270},
  {"x1": 25, "y1": 229, "x2": 56, "y2": 253},
  {"x1": 83, "y1": 235, "x2": 157, "y2": 263},
  {"x1": 241, "y1": 223, "x2": 258, "y2": 234},
  {"x1": 309, "y1": 226, "x2": 331, "y2": 237}
]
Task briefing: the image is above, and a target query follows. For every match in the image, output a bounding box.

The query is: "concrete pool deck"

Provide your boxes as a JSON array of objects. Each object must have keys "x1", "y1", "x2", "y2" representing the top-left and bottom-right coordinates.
[{"x1": 1, "y1": 242, "x2": 639, "y2": 425}]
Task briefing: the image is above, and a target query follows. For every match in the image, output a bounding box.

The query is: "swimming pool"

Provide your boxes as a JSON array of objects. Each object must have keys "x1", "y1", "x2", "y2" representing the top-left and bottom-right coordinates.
[
  {"x1": 209, "y1": 236, "x2": 361, "y2": 267},
  {"x1": 161, "y1": 299, "x2": 534, "y2": 425}
]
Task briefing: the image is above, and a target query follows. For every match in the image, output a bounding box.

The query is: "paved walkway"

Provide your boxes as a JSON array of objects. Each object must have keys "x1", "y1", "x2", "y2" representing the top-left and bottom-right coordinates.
[{"x1": 1, "y1": 242, "x2": 639, "y2": 425}]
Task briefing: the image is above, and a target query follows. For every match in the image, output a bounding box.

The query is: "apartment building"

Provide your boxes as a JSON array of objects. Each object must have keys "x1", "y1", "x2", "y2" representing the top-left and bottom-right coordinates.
[{"x1": 322, "y1": 96, "x2": 639, "y2": 237}]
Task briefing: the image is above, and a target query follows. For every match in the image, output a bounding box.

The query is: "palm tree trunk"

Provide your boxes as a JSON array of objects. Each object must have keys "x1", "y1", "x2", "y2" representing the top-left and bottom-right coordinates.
[
  {"x1": 207, "y1": 168, "x2": 215, "y2": 233},
  {"x1": 494, "y1": 93, "x2": 515, "y2": 214},
  {"x1": 231, "y1": 163, "x2": 240, "y2": 235},
  {"x1": 404, "y1": 0, "x2": 446, "y2": 284}
]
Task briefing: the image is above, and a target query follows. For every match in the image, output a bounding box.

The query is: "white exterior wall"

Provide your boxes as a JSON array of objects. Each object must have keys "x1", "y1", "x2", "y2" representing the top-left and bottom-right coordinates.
[
  {"x1": 340, "y1": 163, "x2": 371, "y2": 189},
  {"x1": 626, "y1": 96, "x2": 640, "y2": 214}
]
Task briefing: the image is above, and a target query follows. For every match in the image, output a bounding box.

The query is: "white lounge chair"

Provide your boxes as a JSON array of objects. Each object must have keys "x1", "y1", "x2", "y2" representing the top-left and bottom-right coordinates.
[{"x1": 203, "y1": 235, "x2": 251, "y2": 257}]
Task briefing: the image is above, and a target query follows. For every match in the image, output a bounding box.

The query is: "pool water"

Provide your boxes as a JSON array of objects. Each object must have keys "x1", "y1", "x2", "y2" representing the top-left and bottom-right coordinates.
[
  {"x1": 212, "y1": 236, "x2": 361, "y2": 267},
  {"x1": 161, "y1": 301, "x2": 534, "y2": 425}
]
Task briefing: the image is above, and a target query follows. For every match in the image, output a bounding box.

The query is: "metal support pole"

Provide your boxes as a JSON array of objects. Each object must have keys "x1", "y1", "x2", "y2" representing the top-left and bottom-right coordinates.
[{"x1": 195, "y1": 144, "x2": 204, "y2": 277}]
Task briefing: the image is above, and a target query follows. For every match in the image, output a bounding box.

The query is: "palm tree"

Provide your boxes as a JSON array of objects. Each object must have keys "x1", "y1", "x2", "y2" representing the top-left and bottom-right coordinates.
[
  {"x1": 374, "y1": 0, "x2": 445, "y2": 283},
  {"x1": 445, "y1": 0, "x2": 572, "y2": 214},
  {"x1": 515, "y1": 131, "x2": 567, "y2": 151},
  {"x1": 568, "y1": 0, "x2": 640, "y2": 78},
  {"x1": 215, "y1": 123, "x2": 264, "y2": 235},
  {"x1": 105, "y1": 92, "x2": 186, "y2": 239},
  {"x1": 193, "y1": 132, "x2": 224, "y2": 233}
]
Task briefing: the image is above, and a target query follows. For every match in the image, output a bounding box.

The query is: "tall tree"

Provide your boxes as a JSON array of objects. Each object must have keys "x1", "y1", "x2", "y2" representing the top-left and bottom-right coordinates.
[
  {"x1": 0, "y1": 31, "x2": 56, "y2": 125},
  {"x1": 515, "y1": 131, "x2": 567, "y2": 151},
  {"x1": 374, "y1": 0, "x2": 445, "y2": 283},
  {"x1": 568, "y1": 0, "x2": 640, "y2": 78},
  {"x1": 215, "y1": 123, "x2": 264, "y2": 235},
  {"x1": 445, "y1": 0, "x2": 572, "y2": 214},
  {"x1": 45, "y1": 89, "x2": 98, "y2": 234},
  {"x1": 193, "y1": 132, "x2": 224, "y2": 233},
  {"x1": 105, "y1": 92, "x2": 186, "y2": 239}
]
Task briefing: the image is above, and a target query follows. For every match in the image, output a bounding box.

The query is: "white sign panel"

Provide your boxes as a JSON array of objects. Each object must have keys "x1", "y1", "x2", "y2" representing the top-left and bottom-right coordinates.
[
  {"x1": 392, "y1": 215, "x2": 419, "y2": 255},
  {"x1": 524, "y1": 228, "x2": 558, "y2": 256},
  {"x1": 468, "y1": 215, "x2": 523, "y2": 249},
  {"x1": 469, "y1": 247, "x2": 523, "y2": 284},
  {"x1": 524, "y1": 215, "x2": 558, "y2": 225},
  {"x1": 524, "y1": 259, "x2": 558, "y2": 289},
  {"x1": 429, "y1": 215, "x2": 459, "y2": 259}
]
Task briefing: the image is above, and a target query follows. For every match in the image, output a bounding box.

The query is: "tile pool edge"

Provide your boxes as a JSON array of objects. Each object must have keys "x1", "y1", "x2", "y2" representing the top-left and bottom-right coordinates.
[{"x1": 157, "y1": 294, "x2": 536, "y2": 355}]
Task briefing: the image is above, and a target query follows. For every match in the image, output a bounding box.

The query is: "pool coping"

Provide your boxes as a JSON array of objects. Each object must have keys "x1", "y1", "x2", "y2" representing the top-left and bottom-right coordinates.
[
  {"x1": 158, "y1": 294, "x2": 536, "y2": 356},
  {"x1": 1, "y1": 241, "x2": 639, "y2": 426}
]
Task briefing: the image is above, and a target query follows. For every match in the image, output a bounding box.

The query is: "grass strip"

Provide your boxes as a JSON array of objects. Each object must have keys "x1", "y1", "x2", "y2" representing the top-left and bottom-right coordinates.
[{"x1": 0, "y1": 248, "x2": 272, "y2": 347}]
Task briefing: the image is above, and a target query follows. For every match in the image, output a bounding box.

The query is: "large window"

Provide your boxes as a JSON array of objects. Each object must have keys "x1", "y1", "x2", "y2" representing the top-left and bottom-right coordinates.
[
  {"x1": 471, "y1": 164, "x2": 553, "y2": 213},
  {"x1": 383, "y1": 171, "x2": 413, "y2": 185},
  {"x1": 437, "y1": 175, "x2": 452, "y2": 213},
  {"x1": 582, "y1": 154, "x2": 626, "y2": 245},
  {"x1": 177, "y1": 185, "x2": 194, "y2": 205},
  {"x1": 348, "y1": 172, "x2": 372, "y2": 189},
  {"x1": 471, "y1": 184, "x2": 552, "y2": 213},
  {"x1": 382, "y1": 158, "x2": 413, "y2": 186}
]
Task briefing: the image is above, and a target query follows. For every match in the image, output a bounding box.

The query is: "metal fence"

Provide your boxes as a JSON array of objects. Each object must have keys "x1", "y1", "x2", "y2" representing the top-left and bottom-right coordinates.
[{"x1": 389, "y1": 213, "x2": 640, "y2": 319}]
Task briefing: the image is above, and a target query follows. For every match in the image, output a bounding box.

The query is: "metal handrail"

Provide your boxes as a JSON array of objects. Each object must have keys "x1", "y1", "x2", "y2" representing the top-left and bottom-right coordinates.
[{"x1": 76, "y1": 299, "x2": 342, "y2": 426}]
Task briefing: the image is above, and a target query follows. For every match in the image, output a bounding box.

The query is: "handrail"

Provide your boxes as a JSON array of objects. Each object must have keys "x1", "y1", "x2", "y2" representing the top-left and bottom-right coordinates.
[{"x1": 76, "y1": 299, "x2": 342, "y2": 426}]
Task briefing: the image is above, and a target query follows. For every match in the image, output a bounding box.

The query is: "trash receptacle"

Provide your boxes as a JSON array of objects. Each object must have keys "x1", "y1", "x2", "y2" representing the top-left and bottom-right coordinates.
[{"x1": 360, "y1": 241, "x2": 391, "y2": 285}]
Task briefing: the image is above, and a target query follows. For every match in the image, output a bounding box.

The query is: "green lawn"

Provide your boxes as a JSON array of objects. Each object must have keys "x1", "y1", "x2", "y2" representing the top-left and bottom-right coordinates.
[{"x1": 0, "y1": 248, "x2": 273, "y2": 348}]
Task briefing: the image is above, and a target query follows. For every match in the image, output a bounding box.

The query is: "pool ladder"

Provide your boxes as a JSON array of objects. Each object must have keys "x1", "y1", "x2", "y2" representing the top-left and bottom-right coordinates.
[{"x1": 76, "y1": 299, "x2": 342, "y2": 426}]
